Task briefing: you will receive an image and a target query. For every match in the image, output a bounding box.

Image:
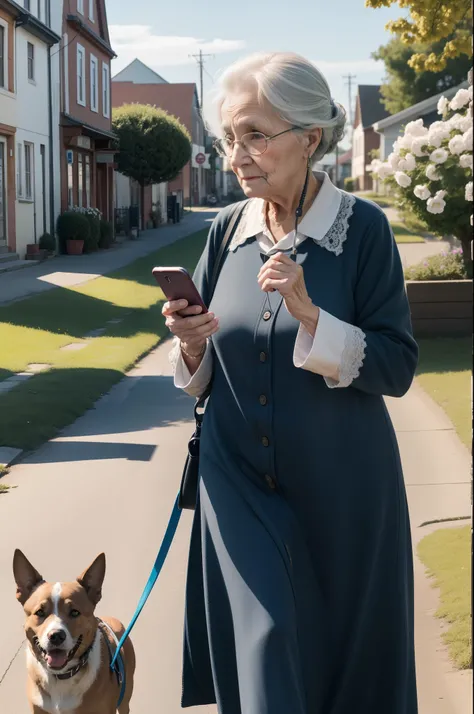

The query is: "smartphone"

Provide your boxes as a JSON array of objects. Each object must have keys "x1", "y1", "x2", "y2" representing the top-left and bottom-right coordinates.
[{"x1": 152, "y1": 267, "x2": 208, "y2": 314}]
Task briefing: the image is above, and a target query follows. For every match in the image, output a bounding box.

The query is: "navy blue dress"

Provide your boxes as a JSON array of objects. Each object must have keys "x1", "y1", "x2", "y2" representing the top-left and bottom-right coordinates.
[{"x1": 179, "y1": 195, "x2": 418, "y2": 714}]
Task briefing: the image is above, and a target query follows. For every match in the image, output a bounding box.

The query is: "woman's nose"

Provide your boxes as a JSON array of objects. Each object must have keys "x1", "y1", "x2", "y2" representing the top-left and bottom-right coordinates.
[{"x1": 230, "y1": 143, "x2": 251, "y2": 170}]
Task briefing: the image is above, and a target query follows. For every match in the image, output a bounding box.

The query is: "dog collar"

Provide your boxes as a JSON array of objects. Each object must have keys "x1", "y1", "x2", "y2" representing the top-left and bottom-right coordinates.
[{"x1": 53, "y1": 636, "x2": 94, "y2": 681}]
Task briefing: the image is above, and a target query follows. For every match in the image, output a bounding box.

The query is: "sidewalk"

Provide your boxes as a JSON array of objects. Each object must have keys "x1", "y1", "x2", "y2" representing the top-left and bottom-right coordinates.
[
  {"x1": 0, "y1": 338, "x2": 471, "y2": 713},
  {"x1": 0, "y1": 209, "x2": 218, "y2": 306}
]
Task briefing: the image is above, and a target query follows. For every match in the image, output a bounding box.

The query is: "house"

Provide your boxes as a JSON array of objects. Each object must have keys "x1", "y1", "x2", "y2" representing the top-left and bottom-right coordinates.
[
  {"x1": 59, "y1": 0, "x2": 116, "y2": 222},
  {"x1": 373, "y1": 80, "x2": 469, "y2": 160},
  {"x1": 0, "y1": 0, "x2": 61, "y2": 261},
  {"x1": 313, "y1": 146, "x2": 351, "y2": 188},
  {"x1": 112, "y1": 59, "x2": 210, "y2": 216},
  {"x1": 352, "y1": 85, "x2": 391, "y2": 191}
]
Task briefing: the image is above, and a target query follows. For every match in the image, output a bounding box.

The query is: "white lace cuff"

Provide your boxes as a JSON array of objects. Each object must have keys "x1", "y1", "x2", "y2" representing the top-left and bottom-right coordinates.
[
  {"x1": 293, "y1": 309, "x2": 367, "y2": 388},
  {"x1": 169, "y1": 337, "x2": 213, "y2": 397}
]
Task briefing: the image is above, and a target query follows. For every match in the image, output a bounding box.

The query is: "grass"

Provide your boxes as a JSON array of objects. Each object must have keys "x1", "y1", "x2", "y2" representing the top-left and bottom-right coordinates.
[
  {"x1": 0, "y1": 229, "x2": 208, "y2": 451},
  {"x1": 418, "y1": 526, "x2": 472, "y2": 669},
  {"x1": 391, "y1": 222, "x2": 425, "y2": 244},
  {"x1": 356, "y1": 192, "x2": 397, "y2": 208},
  {"x1": 416, "y1": 338, "x2": 471, "y2": 448}
]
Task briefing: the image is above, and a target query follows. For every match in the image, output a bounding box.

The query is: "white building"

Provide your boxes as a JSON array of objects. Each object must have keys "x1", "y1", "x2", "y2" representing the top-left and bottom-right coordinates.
[{"x1": 0, "y1": 0, "x2": 61, "y2": 261}]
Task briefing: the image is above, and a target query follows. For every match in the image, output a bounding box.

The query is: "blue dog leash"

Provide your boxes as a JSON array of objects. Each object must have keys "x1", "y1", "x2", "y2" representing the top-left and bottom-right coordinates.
[{"x1": 110, "y1": 494, "x2": 182, "y2": 705}]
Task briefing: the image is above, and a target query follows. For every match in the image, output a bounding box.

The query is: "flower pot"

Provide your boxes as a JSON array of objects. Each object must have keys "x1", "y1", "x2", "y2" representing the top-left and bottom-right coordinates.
[
  {"x1": 66, "y1": 239, "x2": 84, "y2": 256},
  {"x1": 26, "y1": 243, "x2": 40, "y2": 256}
]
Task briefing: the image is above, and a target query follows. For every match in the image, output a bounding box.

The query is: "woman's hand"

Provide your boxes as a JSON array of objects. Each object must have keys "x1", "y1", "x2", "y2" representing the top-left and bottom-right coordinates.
[
  {"x1": 162, "y1": 300, "x2": 219, "y2": 354},
  {"x1": 257, "y1": 252, "x2": 320, "y2": 336}
]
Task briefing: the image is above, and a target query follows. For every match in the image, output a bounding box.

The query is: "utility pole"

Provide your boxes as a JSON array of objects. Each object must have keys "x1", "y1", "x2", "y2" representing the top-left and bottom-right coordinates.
[
  {"x1": 190, "y1": 49, "x2": 214, "y2": 111},
  {"x1": 343, "y1": 73, "x2": 357, "y2": 127}
]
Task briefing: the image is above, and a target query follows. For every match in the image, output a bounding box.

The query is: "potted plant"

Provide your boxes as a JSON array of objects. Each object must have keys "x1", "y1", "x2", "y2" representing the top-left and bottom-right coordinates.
[
  {"x1": 56, "y1": 211, "x2": 90, "y2": 255},
  {"x1": 69, "y1": 206, "x2": 101, "y2": 253},
  {"x1": 39, "y1": 232, "x2": 56, "y2": 257}
]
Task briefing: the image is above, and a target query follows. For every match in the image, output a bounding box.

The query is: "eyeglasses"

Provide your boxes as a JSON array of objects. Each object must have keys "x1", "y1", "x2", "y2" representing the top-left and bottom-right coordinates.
[{"x1": 214, "y1": 127, "x2": 302, "y2": 158}]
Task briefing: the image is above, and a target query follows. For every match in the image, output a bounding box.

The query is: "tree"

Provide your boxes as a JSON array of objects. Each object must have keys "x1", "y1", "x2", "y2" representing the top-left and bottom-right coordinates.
[
  {"x1": 366, "y1": 0, "x2": 473, "y2": 72},
  {"x1": 373, "y1": 36, "x2": 473, "y2": 114},
  {"x1": 371, "y1": 83, "x2": 473, "y2": 275},
  {"x1": 113, "y1": 104, "x2": 192, "y2": 187}
]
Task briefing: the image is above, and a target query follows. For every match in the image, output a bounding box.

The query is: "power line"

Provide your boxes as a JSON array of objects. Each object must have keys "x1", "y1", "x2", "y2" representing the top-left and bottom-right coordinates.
[
  {"x1": 343, "y1": 73, "x2": 357, "y2": 127},
  {"x1": 189, "y1": 49, "x2": 214, "y2": 110}
]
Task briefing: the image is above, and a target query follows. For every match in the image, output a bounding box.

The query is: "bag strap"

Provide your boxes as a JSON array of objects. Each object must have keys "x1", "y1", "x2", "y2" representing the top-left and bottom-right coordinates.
[{"x1": 195, "y1": 200, "x2": 248, "y2": 412}]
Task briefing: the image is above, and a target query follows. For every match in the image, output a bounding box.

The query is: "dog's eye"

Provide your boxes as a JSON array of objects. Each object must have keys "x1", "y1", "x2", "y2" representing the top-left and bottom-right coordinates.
[
  {"x1": 70, "y1": 609, "x2": 81, "y2": 618},
  {"x1": 35, "y1": 608, "x2": 46, "y2": 619}
]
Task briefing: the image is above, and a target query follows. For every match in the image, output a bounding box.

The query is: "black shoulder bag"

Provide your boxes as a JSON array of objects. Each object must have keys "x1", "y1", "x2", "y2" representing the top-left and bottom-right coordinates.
[{"x1": 178, "y1": 202, "x2": 248, "y2": 510}]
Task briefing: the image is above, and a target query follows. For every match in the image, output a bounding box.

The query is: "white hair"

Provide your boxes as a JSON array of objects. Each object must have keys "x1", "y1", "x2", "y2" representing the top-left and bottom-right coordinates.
[{"x1": 208, "y1": 52, "x2": 346, "y2": 162}]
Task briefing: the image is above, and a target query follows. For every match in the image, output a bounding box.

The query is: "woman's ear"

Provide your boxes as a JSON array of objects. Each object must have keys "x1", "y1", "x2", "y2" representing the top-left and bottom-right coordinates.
[{"x1": 306, "y1": 128, "x2": 322, "y2": 159}]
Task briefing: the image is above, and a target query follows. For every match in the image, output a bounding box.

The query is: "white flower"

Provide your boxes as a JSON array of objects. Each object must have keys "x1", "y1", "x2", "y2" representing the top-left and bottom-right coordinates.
[
  {"x1": 395, "y1": 171, "x2": 412, "y2": 188},
  {"x1": 426, "y1": 164, "x2": 441, "y2": 181},
  {"x1": 450, "y1": 88, "x2": 471, "y2": 111},
  {"x1": 370, "y1": 159, "x2": 382, "y2": 172},
  {"x1": 405, "y1": 118, "x2": 428, "y2": 137},
  {"x1": 414, "y1": 184, "x2": 431, "y2": 200},
  {"x1": 387, "y1": 152, "x2": 400, "y2": 170},
  {"x1": 377, "y1": 163, "x2": 394, "y2": 180},
  {"x1": 449, "y1": 113, "x2": 472, "y2": 133},
  {"x1": 435, "y1": 190, "x2": 447, "y2": 199},
  {"x1": 397, "y1": 134, "x2": 414, "y2": 151},
  {"x1": 437, "y1": 96, "x2": 450, "y2": 115},
  {"x1": 469, "y1": 86, "x2": 473, "y2": 101},
  {"x1": 427, "y1": 195, "x2": 446, "y2": 214},
  {"x1": 449, "y1": 135, "x2": 466, "y2": 155},
  {"x1": 471, "y1": 214, "x2": 473, "y2": 226},
  {"x1": 465, "y1": 182, "x2": 473, "y2": 202},
  {"x1": 430, "y1": 148, "x2": 449, "y2": 164},
  {"x1": 462, "y1": 127, "x2": 473, "y2": 152},
  {"x1": 398, "y1": 152, "x2": 417, "y2": 172},
  {"x1": 460, "y1": 153, "x2": 473, "y2": 170},
  {"x1": 411, "y1": 136, "x2": 430, "y2": 157}
]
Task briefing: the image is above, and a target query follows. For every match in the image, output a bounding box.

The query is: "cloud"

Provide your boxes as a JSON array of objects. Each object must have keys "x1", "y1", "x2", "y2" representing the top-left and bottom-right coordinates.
[{"x1": 110, "y1": 25, "x2": 246, "y2": 74}]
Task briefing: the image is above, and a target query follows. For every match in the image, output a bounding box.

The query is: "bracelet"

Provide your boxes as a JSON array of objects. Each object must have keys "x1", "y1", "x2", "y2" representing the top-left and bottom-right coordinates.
[{"x1": 180, "y1": 342, "x2": 206, "y2": 360}]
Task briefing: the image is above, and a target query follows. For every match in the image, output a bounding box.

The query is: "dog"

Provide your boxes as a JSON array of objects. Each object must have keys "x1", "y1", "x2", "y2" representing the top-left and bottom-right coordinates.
[{"x1": 13, "y1": 550, "x2": 135, "y2": 714}]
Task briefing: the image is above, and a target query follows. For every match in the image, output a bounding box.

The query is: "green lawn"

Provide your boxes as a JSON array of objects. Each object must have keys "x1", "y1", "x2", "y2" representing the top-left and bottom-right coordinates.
[
  {"x1": 416, "y1": 338, "x2": 471, "y2": 448},
  {"x1": 391, "y1": 222, "x2": 425, "y2": 244},
  {"x1": 418, "y1": 525, "x2": 472, "y2": 669},
  {"x1": 355, "y1": 192, "x2": 396, "y2": 208},
  {"x1": 0, "y1": 229, "x2": 208, "y2": 450}
]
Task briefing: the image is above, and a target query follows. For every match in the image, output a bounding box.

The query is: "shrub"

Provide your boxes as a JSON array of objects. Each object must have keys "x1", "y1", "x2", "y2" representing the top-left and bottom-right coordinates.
[
  {"x1": 38, "y1": 232, "x2": 55, "y2": 252},
  {"x1": 70, "y1": 206, "x2": 101, "y2": 252},
  {"x1": 344, "y1": 177, "x2": 356, "y2": 192},
  {"x1": 56, "y1": 211, "x2": 90, "y2": 253},
  {"x1": 404, "y1": 248, "x2": 467, "y2": 281},
  {"x1": 99, "y1": 220, "x2": 114, "y2": 249}
]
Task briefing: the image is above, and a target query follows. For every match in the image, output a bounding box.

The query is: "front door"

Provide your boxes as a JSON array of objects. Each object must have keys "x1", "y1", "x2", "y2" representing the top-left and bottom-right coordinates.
[{"x1": 0, "y1": 141, "x2": 6, "y2": 248}]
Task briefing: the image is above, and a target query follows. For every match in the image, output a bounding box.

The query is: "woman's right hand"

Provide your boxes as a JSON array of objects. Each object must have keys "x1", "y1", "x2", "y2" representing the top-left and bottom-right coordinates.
[{"x1": 162, "y1": 300, "x2": 219, "y2": 353}]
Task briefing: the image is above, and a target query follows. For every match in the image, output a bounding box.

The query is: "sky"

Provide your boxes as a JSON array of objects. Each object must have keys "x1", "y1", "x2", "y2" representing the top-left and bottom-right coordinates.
[{"x1": 107, "y1": 0, "x2": 406, "y2": 141}]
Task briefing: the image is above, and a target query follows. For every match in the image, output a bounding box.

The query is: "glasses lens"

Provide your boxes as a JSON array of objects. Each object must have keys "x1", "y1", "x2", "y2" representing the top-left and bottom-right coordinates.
[
  {"x1": 214, "y1": 140, "x2": 228, "y2": 157},
  {"x1": 242, "y1": 132, "x2": 267, "y2": 155}
]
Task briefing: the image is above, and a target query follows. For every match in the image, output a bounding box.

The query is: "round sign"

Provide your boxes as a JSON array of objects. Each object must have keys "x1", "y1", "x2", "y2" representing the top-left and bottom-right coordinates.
[{"x1": 195, "y1": 152, "x2": 206, "y2": 165}]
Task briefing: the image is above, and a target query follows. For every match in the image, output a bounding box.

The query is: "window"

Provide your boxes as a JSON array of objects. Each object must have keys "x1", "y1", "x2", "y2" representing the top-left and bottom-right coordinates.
[
  {"x1": 0, "y1": 26, "x2": 5, "y2": 89},
  {"x1": 77, "y1": 44, "x2": 86, "y2": 106},
  {"x1": 46, "y1": 0, "x2": 51, "y2": 26},
  {"x1": 102, "y1": 62, "x2": 110, "y2": 118},
  {"x1": 17, "y1": 143, "x2": 23, "y2": 197},
  {"x1": 24, "y1": 0, "x2": 31, "y2": 11},
  {"x1": 77, "y1": 153, "x2": 83, "y2": 206},
  {"x1": 24, "y1": 143, "x2": 33, "y2": 200},
  {"x1": 85, "y1": 155, "x2": 91, "y2": 207},
  {"x1": 27, "y1": 42, "x2": 35, "y2": 81},
  {"x1": 37, "y1": 0, "x2": 42, "y2": 21},
  {"x1": 89, "y1": 0, "x2": 94, "y2": 22},
  {"x1": 77, "y1": 0, "x2": 84, "y2": 14},
  {"x1": 90, "y1": 55, "x2": 98, "y2": 112}
]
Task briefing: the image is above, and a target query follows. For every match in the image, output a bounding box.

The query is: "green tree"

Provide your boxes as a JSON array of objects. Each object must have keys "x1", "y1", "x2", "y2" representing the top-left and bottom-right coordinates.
[
  {"x1": 366, "y1": 0, "x2": 472, "y2": 72},
  {"x1": 113, "y1": 104, "x2": 192, "y2": 186},
  {"x1": 373, "y1": 36, "x2": 473, "y2": 114}
]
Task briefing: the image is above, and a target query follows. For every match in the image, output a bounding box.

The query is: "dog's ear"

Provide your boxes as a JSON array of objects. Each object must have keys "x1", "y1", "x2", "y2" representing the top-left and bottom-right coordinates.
[
  {"x1": 76, "y1": 553, "x2": 106, "y2": 606},
  {"x1": 13, "y1": 550, "x2": 45, "y2": 605}
]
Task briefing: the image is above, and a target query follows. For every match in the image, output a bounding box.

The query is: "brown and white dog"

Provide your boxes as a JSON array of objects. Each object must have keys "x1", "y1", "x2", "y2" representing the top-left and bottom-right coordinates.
[{"x1": 13, "y1": 550, "x2": 135, "y2": 714}]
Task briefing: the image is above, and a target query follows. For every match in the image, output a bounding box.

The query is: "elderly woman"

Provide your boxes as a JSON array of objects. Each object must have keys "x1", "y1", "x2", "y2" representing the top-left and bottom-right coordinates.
[{"x1": 164, "y1": 52, "x2": 418, "y2": 714}]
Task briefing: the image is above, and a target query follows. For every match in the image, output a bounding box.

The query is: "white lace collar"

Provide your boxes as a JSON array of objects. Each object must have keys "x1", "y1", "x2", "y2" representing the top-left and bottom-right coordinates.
[{"x1": 229, "y1": 171, "x2": 356, "y2": 256}]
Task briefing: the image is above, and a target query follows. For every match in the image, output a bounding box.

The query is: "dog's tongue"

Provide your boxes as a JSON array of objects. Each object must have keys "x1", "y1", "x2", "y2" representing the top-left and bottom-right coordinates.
[{"x1": 47, "y1": 650, "x2": 69, "y2": 669}]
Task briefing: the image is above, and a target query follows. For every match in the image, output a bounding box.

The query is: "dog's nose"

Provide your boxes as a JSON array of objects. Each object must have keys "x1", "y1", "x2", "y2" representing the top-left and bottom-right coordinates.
[{"x1": 48, "y1": 630, "x2": 66, "y2": 646}]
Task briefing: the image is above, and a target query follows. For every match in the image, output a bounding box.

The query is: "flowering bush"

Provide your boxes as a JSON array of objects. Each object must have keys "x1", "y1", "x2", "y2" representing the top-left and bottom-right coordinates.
[
  {"x1": 372, "y1": 83, "x2": 473, "y2": 276},
  {"x1": 404, "y1": 248, "x2": 467, "y2": 281},
  {"x1": 70, "y1": 205, "x2": 101, "y2": 252}
]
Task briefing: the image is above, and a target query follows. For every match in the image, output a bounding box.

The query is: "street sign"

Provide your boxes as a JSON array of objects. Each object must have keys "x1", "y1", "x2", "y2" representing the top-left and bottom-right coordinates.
[
  {"x1": 195, "y1": 152, "x2": 206, "y2": 165},
  {"x1": 66, "y1": 150, "x2": 74, "y2": 165}
]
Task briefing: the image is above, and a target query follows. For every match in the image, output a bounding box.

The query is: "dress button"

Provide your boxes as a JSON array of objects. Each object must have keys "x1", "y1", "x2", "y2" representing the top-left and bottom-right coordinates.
[
  {"x1": 265, "y1": 474, "x2": 276, "y2": 490},
  {"x1": 263, "y1": 310, "x2": 272, "y2": 321},
  {"x1": 259, "y1": 351, "x2": 267, "y2": 362},
  {"x1": 259, "y1": 394, "x2": 267, "y2": 406},
  {"x1": 261, "y1": 436, "x2": 270, "y2": 447}
]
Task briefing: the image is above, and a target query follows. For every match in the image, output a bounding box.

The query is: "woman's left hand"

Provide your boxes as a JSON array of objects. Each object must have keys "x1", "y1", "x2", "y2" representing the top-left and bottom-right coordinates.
[{"x1": 257, "y1": 252, "x2": 320, "y2": 335}]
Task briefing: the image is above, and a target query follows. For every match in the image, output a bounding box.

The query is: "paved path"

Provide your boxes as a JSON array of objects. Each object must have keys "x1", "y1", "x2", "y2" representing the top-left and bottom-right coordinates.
[
  {"x1": 0, "y1": 210, "x2": 218, "y2": 305},
  {"x1": 0, "y1": 337, "x2": 471, "y2": 713}
]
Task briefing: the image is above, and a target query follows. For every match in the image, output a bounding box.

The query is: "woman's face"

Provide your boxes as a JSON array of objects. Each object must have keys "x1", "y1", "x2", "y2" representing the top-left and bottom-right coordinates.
[{"x1": 220, "y1": 86, "x2": 316, "y2": 200}]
